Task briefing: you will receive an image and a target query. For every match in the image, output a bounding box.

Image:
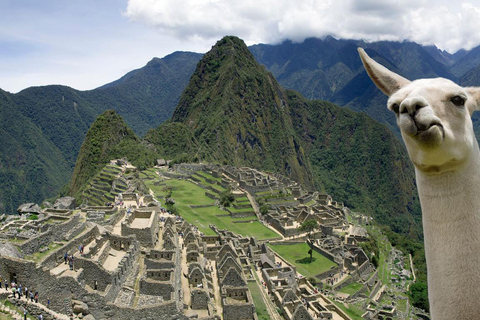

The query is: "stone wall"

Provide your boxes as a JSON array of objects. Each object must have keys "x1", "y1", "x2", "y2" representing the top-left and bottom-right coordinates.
[
  {"x1": 190, "y1": 289, "x2": 209, "y2": 309},
  {"x1": 222, "y1": 292, "x2": 255, "y2": 320},
  {"x1": 97, "y1": 241, "x2": 112, "y2": 265},
  {"x1": 144, "y1": 257, "x2": 175, "y2": 270},
  {"x1": 139, "y1": 278, "x2": 174, "y2": 300},
  {"x1": 148, "y1": 249, "x2": 175, "y2": 261},
  {"x1": 109, "y1": 233, "x2": 135, "y2": 251},
  {"x1": 84, "y1": 237, "x2": 108, "y2": 260},
  {"x1": 9, "y1": 298, "x2": 59, "y2": 320},
  {"x1": 74, "y1": 257, "x2": 112, "y2": 291},
  {"x1": 146, "y1": 269, "x2": 173, "y2": 281},
  {"x1": 0, "y1": 256, "x2": 182, "y2": 320},
  {"x1": 41, "y1": 226, "x2": 99, "y2": 269},
  {"x1": 121, "y1": 210, "x2": 159, "y2": 247},
  {"x1": 19, "y1": 214, "x2": 83, "y2": 255},
  {"x1": 308, "y1": 240, "x2": 338, "y2": 264}
]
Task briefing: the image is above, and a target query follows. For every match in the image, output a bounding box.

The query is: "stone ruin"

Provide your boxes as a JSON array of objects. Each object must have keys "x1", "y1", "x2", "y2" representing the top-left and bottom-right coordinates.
[{"x1": 0, "y1": 162, "x2": 380, "y2": 320}]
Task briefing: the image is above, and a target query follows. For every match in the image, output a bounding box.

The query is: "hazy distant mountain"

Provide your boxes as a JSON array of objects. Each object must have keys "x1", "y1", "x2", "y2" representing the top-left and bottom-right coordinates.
[
  {"x1": 90, "y1": 52, "x2": 202, "y2": 136},
  {"x1": 250, "y1": 38, "x2": 461, "y2": 138}
]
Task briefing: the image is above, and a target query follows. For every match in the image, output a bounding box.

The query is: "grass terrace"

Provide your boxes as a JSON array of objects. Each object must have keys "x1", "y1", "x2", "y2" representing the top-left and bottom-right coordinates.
[
  {"x1": 145, "y1": 176, "x2": 279, "y2": 240},
  {"x1": 248, "y1": 279, "x2": 270, "y2": 320},
  {"x1": 196, "y1": 170, "x2": 222, "y2": 182},
  {"x1": 332, "y1": 301, "x2": 365, "y2": 320},
  {"x1": 268, "y1": 243, "x2": 337, "y2": 278},
  {"x1": 338, "y1": 281, "x2": 363, "y2": 295}
]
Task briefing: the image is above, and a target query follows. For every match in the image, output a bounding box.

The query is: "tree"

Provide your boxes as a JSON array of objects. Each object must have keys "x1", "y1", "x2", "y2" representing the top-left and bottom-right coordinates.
[
  {"x1": 308, "y1": 248, "x2": 313, "y2": 262},
  {"x1": 220, "y1": 190, "x2": 235, "y2": 207},
  {"x1": 299, "y1": 219, "x2": 318, "y2": 240},
  {"x1": 260, "y1": 204, "x2": 269, "y2": 215}
]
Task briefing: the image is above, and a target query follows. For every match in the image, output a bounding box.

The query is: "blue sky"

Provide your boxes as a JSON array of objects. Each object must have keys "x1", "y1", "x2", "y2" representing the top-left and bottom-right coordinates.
[{"x1": 2, "y1": 0, "x2": 480, "y2": 93}]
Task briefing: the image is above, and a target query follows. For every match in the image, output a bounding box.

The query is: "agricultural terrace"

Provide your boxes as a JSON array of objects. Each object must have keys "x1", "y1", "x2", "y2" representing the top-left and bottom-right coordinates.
[
  {"x1": 144, "y1": 173, "x2": 279, "y2": 240},
  {"x1": 268, "y1": 243, "x2": 337, "y2": 278}
]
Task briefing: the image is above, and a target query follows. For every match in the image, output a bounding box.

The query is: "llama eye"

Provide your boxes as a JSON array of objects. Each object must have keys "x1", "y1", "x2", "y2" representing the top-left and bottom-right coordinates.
[
  {"x1": 391, "y1": 103, "x2": 400, "y2": 114},
  {"x1": 451, "y1": 96, "x2": 465, "y2": 107}
]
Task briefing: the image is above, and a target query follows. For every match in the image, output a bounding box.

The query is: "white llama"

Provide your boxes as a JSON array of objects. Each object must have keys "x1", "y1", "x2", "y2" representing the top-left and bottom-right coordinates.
[{"x1": 358, "y1": 48, "x2": 480, "y2": 320}]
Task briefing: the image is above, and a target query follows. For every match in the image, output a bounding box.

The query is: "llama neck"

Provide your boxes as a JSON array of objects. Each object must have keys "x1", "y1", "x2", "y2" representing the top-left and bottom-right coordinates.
[
  {"x1": 415, "y1": 142, "x2": 480, "y2": 320},
  {"x1": 416, "y1": 143, "x2": 480, "y2": 222}
]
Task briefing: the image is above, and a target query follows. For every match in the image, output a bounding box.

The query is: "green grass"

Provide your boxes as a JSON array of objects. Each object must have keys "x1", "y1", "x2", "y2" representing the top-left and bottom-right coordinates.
[
  {"x1": 227, "y1": 206, "x2": 254, "y2": 213},
  {"x1": 268, "y1": 243, "x2": 337, "y2": 278},
  {"x1": 146, "y1": 178, "x2": 279, "y2": 240},
  {"x1": 377, "y1": 234, "x2": 392, "y2": 285},
  {"x1": 338, "y1": 281, "x2": 363, "y2": 295},
  {"x1": 332, "y1": 301, "x2": 365, "y2": 320},
  {"x1": 196, "y1": 171, "x2": 222, "y2": 182},
  {"x1": 248, "y1": 281, "x2": 270, "y2": 320}
]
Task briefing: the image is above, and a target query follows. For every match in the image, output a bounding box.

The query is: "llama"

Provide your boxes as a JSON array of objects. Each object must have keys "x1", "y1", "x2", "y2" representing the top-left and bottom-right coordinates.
[{"x1": 358, "y1": 48, "x2": 480, "y2": 320}]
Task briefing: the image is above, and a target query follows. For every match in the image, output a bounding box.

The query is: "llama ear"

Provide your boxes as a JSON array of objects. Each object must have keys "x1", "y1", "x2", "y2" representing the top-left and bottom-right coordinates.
[
  {"x1": 358, "y1": 48, "x2": 411, "y2": 96},
  {"x1": 467, "y1": 87, "x2": 480, "y2": 114}
]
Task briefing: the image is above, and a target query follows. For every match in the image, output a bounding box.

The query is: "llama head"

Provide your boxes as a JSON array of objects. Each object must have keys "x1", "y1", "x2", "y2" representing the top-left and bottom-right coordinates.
[{"x1": 358, "y1": 48, "x2": 480, "y2": 174}]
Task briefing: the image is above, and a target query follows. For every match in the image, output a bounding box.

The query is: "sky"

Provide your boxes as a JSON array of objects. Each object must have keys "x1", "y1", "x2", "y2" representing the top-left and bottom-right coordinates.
[{"x1": 2, "y1": 0, "x2": 480, "y2": 93}]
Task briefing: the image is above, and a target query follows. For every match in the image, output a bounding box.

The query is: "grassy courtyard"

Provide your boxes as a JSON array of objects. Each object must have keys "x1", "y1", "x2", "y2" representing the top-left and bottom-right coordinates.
[
  {"x1": 267, "y1": 242, "x2": 337, "y2": 278},
  {"x1": 145, "y1": 176, "x2": 279, "y2": 240}
]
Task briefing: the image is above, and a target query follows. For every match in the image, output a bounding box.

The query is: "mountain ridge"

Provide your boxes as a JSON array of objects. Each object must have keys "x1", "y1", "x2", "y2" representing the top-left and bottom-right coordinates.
[{"x1": 4, "y1": 36, "x2": 480, "y2": 216}]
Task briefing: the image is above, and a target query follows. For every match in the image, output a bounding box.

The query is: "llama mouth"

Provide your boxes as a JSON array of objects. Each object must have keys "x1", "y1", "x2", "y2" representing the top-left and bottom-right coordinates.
[
  {"x1": 417, "y1": 123, "x2": 443, "y2": 134},
  {"x1": 415, "y1": 123, "x2": 444, "y2": 144}
]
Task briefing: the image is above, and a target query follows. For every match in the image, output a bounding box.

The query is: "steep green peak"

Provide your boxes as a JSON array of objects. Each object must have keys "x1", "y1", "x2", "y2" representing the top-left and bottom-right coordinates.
[
  {"x1": 165, "y1": 36, "x2": 313, "y2": 187},
  {"x1": 205, "y1": 35, "x2": 257, "y2": 64},
  {"x1": 171, "y1": 35, "x2": 287, "y2": 124}
]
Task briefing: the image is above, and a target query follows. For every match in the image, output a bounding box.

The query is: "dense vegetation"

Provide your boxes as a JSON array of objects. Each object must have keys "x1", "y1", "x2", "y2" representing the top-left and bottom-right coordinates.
[
  {"x1": 67, "y1": 110, "x2": 158, "y2": 201},
  {"x1": 0, "y1": 52, "x2": 201, "y2": 213},
  {"x1": 287, "y1": 91, "x2": 421, "y2": 237},
  {"x1": 149, "y1": 36, "x2": 314, "y2": 187},
  {"x1": 0, "y1": 88, "x2": 71, "y2": 213}
]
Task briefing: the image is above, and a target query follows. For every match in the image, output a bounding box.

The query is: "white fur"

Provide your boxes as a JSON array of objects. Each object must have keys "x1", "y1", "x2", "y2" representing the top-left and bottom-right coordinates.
[{"x1": 358, "y1": 48, "x2": 480, "y2": 320}]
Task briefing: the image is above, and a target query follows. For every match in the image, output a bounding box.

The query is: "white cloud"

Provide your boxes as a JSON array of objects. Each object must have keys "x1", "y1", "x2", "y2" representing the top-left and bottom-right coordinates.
[{"x1": 125, "y1": 0, "x2": 480, "y2": 52}]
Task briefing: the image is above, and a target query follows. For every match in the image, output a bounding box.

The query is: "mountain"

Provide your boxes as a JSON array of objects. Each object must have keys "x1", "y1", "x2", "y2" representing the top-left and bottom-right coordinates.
[
  {"x1": 0, "y1": 52, "x2": 201, "y2": 213},
  {"x1": 5, "y1": 35, "x2": 480, "y2": 217},
  {"x1": 250, "y1": 39, "x2": 459, "y2": 138},
  {"x1": 287, "y1": 91, "x2": 420, "y2": 236},
  {"x1": 0, "y1": 88, "x2": 71, "y2": 213},
  {"x1": 68, "y1": 110, "x2": 158, "y2": 201},
  {"x1": 148, "y1": 36, "x2": 314, "y2": 187},
  {"x1": 146, "y1": 36, "x2": 421, "y2": 237},
  {"x1": 88, "y1": 52, "x2": 203, "y2": 136}
]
